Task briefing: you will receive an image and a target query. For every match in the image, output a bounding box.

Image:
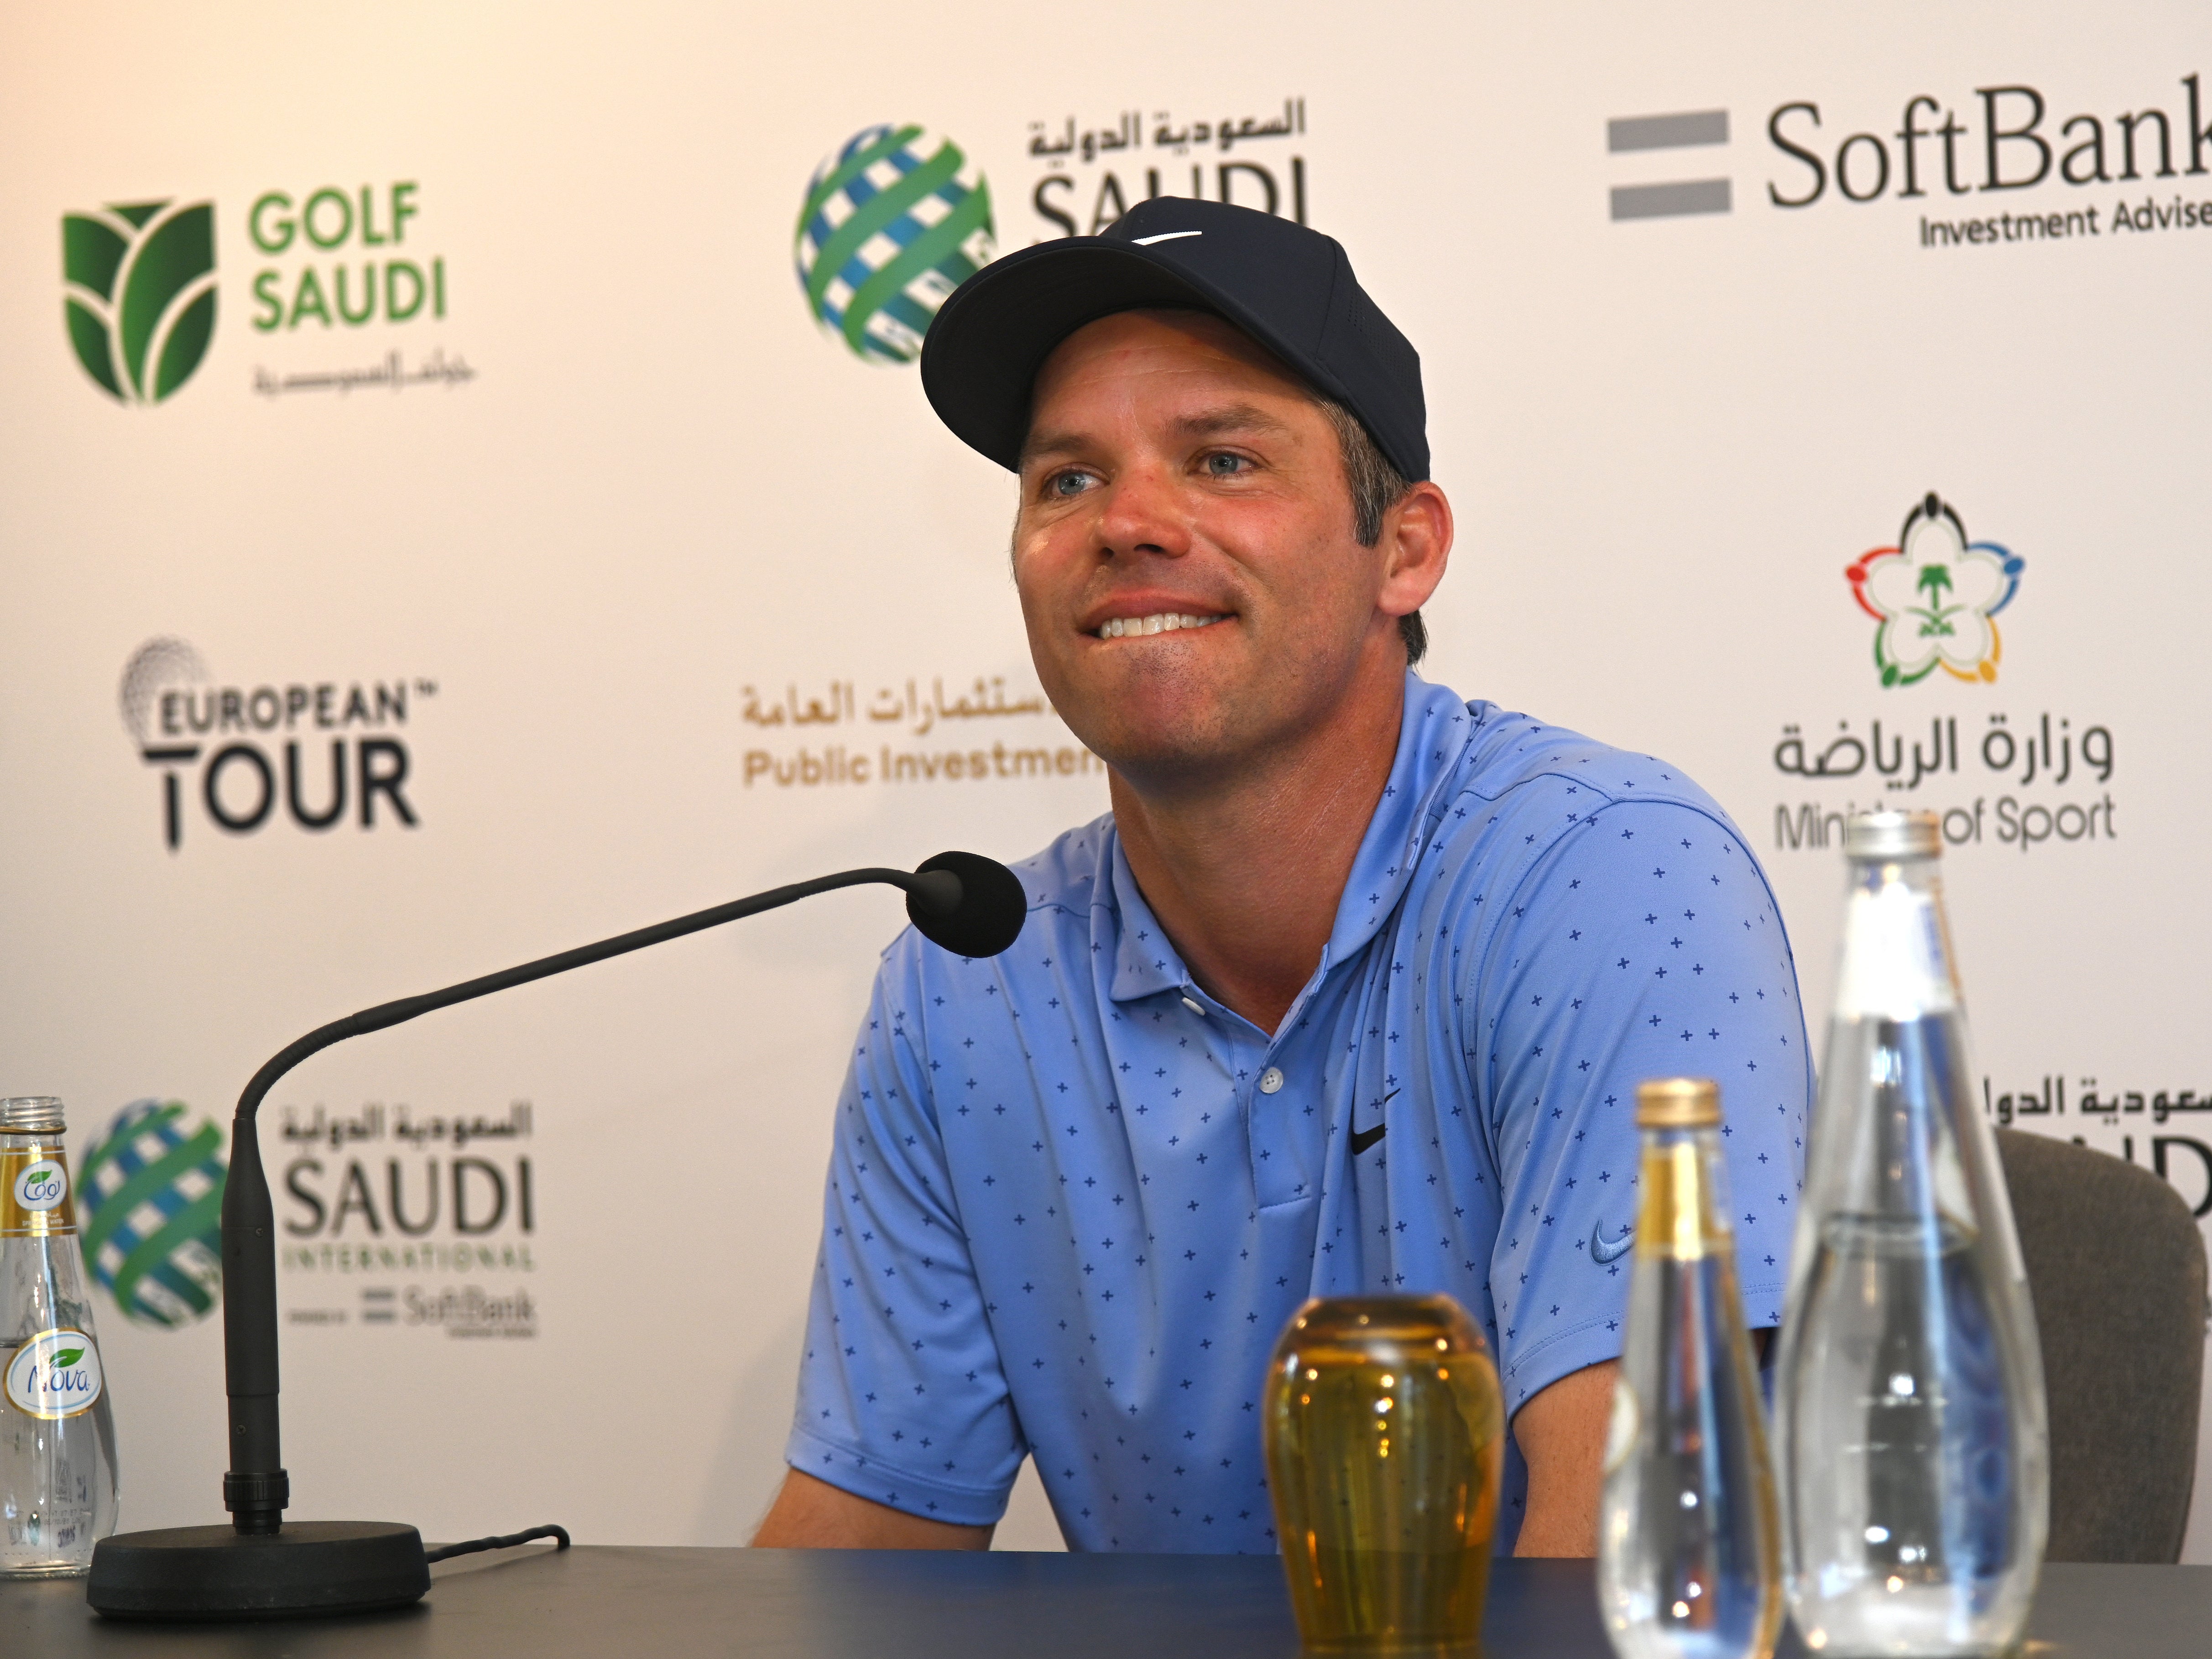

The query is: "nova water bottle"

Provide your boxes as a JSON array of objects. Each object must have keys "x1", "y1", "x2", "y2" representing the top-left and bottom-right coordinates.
[
  {"x1": 1774, "y1": 813, "x2": 2046, "y2": 1655},
  {"x1": 1597, "y1": 1078, "x2": 1782, "y2": 1659},
  {"x1": 1, "y1": 1097, "x2": 120, "y2": 1576}
]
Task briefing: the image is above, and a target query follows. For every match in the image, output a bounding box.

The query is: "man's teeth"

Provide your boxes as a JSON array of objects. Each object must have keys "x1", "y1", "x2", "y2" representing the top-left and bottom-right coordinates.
[{"x1": 1096, "y1": 612, "x2": 1226, "y2": 640}]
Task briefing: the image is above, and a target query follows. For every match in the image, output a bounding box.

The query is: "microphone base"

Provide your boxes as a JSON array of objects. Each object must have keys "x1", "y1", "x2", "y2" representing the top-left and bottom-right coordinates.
[{"x1": 87, "y1": 1520, "x2": 430, "y2": 1620}]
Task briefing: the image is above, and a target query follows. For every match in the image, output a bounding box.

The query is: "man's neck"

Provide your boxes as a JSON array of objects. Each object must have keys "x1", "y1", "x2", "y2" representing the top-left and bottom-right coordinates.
[{"x1": 1109, "y1": 668, "x2": 1408, "y2": 1036}]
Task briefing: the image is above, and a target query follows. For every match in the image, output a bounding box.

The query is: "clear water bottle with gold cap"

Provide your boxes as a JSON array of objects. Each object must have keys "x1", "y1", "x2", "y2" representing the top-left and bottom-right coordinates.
[
  {"x1": 1774, "y1": 812, "x2": 2046, "y2": 1656},
  {"x1": 1, "y1": 1097, "x2": 120, "y2": 1576},
  {"x1": 1597, "y1": 1078, "x2": 1782, "y2": 1659}
]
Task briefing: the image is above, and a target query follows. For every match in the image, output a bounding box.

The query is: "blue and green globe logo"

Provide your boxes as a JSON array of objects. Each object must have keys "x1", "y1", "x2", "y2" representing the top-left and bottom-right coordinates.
[
  {"x1": 795, "y1": 125, "x2": 993, "y2": 364},
  {"x1": 78, "y1": 1100, "x2": 227, "y2": 1330},
  {"x1": 63, "y1": 199, "x2": 218, "y2": 404}
]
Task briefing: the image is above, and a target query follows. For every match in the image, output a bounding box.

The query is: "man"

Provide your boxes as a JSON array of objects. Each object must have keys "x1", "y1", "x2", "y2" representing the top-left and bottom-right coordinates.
[{"x1": 755, "y1": 199, "x2": 1810, "y2": 1555}]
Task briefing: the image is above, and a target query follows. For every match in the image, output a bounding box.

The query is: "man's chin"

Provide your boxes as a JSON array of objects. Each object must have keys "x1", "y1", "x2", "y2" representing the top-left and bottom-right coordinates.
[{"x1": 1062, "y1": 704, "x2": 1252, "y2": 788}]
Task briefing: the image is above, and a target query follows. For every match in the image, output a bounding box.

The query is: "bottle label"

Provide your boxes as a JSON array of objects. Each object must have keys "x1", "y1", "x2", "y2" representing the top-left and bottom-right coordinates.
[
  {"x1": 1, "y1": 1146, "x2": 77, "y2": 1236},
  {"x1": 5, "y1": 1328, "x2": 104, "y2": 1419}
]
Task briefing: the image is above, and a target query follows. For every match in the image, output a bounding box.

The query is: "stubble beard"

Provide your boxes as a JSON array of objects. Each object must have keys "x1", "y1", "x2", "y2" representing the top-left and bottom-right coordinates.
[{"x1": 1034, "y1": 613, "x2": 1366, "y2": 805}]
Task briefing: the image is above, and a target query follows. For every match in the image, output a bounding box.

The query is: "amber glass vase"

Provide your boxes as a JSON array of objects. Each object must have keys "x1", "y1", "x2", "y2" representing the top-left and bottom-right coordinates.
[{"x1": 1264, "y1": 1295, "x2": 1504, "y2": 1653}]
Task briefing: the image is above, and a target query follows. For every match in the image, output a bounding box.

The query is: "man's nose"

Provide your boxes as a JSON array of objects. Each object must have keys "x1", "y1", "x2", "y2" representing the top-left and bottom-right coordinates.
[{"x1": 1095, "y1": 463, "x2": 1192, "y2": 560}]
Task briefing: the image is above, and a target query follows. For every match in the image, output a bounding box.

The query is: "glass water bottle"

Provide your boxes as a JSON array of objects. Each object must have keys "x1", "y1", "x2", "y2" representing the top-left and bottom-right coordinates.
[
  {"x1": 1774, "y1": 813, "x2": 2046, "y2": 1656},
  {"x1": 1598, "y1": 1078, "x2": 1782, "y2": 1659},
  {"x1": 1, "y1": 1097, "x2": 120, "y2": 1576}
]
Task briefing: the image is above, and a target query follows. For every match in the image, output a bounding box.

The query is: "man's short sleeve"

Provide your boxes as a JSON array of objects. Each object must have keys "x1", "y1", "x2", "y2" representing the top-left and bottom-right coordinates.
[
  {"x1": 785, "y1": 945, "x2": 1026, "y2": 1525},
  {"x1": 1473, "y1": 799, "x2": 1811, "y2": 1415}
]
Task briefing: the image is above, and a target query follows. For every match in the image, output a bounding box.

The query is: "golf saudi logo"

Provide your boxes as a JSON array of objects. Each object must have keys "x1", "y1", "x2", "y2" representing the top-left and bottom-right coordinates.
[
  {"x1": 63, "y1": 200, "x2": 218, "y2": 403},
  {"x1": 76, "y1": 1100, "x2": 227, "y2": 1330},
  {"x1": 1846, "y1": 493, "x2": 2024, "y2": 688},
  {"x1": 795, "y1": 125, "x2": 993, "y2": 364}
]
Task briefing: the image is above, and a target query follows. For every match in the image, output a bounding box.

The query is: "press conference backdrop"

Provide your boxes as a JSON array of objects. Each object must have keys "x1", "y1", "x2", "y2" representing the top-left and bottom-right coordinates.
[{"x1": 3, "y1": 0, "x2": 2207, "y2": 1558}]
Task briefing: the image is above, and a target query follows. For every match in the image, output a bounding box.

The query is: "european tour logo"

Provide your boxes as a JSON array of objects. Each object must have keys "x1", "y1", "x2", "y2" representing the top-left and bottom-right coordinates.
[{"x1": 120, "y1": 638, "x2": 433, "y2": 853}]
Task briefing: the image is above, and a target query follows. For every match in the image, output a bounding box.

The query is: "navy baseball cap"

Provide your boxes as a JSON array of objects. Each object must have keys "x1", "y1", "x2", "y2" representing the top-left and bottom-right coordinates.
[{"x1": 919, "y1": 198, "x2": 1428, "y2": 481}]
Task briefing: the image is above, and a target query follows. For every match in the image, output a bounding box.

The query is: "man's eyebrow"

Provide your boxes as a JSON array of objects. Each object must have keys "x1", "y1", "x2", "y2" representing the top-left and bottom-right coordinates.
[
  {"x1": 1173, "y1": 403, "x2": 1295, "y2": 440},
  {"x1": 1019, "y1": 428, "x2": 1087, "y2": 468},
  {"x1": 1020, "y1": 403, "x2": 1297, "y2": 468}
]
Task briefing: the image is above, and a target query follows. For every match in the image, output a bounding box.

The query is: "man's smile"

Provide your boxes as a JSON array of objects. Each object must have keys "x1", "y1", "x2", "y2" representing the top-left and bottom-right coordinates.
[{"x1": 1090, "y1": 610, "x2": 1231, "y2": 640}]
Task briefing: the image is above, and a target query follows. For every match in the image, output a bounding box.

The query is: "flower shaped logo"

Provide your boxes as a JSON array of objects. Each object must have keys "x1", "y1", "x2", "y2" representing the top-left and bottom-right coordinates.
[{"x1": 1846, "y1": 493, "x2": 2024, "y2": 687}]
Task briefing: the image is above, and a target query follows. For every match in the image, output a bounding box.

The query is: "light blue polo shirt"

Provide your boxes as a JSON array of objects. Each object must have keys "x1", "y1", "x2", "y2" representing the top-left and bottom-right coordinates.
[{"x1": 788, "y1": 674, "x2": 1811, "y2": 1552}]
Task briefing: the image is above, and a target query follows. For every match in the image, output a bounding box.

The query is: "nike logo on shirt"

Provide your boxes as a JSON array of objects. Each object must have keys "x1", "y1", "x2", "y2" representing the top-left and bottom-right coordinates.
[{"x1": 1350, "y1": 1090, "x2": 1398, "y2": 1156}]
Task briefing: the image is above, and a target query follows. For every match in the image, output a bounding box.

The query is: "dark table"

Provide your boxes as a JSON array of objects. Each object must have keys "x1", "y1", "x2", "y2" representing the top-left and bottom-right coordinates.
[{"x1": 8, "y1": 1544, "x2": 2211, "y2": 1657}]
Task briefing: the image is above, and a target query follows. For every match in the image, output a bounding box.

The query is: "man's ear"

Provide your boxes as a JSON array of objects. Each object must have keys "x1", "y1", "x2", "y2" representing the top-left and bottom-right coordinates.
[{"x1": 1377, "y1": 482, "x2": 1453, "y2": 621}]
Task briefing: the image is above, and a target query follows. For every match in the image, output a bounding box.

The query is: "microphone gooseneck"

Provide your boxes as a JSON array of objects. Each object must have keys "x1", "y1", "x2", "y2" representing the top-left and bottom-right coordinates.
[{"x1": 215, "y1": 856, "x2": 1023, "y2": 1538}]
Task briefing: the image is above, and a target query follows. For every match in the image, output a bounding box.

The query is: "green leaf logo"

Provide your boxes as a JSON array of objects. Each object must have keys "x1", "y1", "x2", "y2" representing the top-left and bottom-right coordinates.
[
  {"x1": 52, "y1": 1348, "x2": 84, "y2": 1368},
  {"x1": 63, "y1": 199, "x2": 218, "y2": 403}
]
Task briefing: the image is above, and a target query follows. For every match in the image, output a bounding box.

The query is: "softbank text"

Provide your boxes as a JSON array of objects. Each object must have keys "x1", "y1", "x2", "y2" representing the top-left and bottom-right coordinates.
[{"x1": 1768, "y1": 76, "x2": 2212, "y2": 207}]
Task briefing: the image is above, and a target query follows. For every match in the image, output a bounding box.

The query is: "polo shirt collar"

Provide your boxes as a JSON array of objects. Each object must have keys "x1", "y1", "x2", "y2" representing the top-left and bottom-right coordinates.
[
  {"x1": 1322, "y1": 673, "x2": 1471, "y2": 964},
  {"x1": 1104, "y1": 672, "x2": 1474, "y2": 1005},
  {"x1": 1106, "y1": 833, "x2": 1188, "y2": 1002}
]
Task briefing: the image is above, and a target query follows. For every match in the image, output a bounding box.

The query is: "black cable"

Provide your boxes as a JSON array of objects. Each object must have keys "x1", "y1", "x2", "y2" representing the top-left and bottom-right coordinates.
[{"x1": 423, "y1": 1523, "x2": 571, "y2": 1564}]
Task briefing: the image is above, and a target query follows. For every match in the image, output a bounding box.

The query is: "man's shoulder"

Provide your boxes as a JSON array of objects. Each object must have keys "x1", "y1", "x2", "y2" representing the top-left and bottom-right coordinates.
[
  {"x1": 1410, "y1": 697, "x2": 1764, "y2": 938},
  {"x1": 1009, "y1": 810, "x2": 1119, "y2": 910},
  {"x1": 882, "y1": 811, "x2": 1116, "y2": 976},
  {"x1": 1453, "y1": 701, "x2": 1732, "y2": 828}
]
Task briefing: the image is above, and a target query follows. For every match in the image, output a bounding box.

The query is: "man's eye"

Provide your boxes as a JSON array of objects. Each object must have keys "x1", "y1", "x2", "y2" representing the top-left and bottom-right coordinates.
[
  {"x1": 1049, "y1": 470, "x2": 1094, "y2": 498},
  {"x1": 1205, "y1": 452, "x2": 1252, "y2": 478}
]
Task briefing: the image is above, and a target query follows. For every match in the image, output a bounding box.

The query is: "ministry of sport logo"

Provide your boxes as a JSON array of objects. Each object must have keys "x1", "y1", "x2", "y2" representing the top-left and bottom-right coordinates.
[
  {"x1": 1846, "y1": 494, "x2": 2024, "y2": 688},
  {"x1": 794, "y1": 125, "x2": 994, "y2": 364},
  {"x1": 63, "y1": 200, "x2": 218, "y2": 403}
]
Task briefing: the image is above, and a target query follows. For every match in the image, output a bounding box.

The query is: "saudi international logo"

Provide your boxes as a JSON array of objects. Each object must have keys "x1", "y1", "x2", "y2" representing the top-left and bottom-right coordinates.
[
  {"x1": 63, "y1": 199, "x2": 218, "y2": 403},
  {"x1": 77, "y1": 1100, "x2": 227, "y2": 1329},
  {"x1": 1846, "y1": 493, "x2": 2024, "y2": 687},
  {"x1": 795, "y1": 125, "x2": 993, "y2": 364}
]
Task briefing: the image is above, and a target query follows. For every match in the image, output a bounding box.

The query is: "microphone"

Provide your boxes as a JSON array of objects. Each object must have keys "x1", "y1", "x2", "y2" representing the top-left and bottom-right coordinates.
[
  {"x1": 87, "y1": 852, "x2": 1025, "y2": 1620},
  {"x1": 904, "y1": 850, "x2": 1027, "y2": 958}
]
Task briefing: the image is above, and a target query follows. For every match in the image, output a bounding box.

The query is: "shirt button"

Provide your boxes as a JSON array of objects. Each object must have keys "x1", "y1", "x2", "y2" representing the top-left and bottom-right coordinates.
[
  {"x1": 1259, "y1": 1067, "x2": 1285, "y2": 1095},
  {"x1": 1181, "y1": 996, "x2": 1205, "y2": 1016}
]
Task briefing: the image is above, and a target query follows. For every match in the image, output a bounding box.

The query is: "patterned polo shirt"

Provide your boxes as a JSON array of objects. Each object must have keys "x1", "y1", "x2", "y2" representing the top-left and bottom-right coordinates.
[{"x1": 787, "y1": 673, "x2": 1812, "y2": 1552}]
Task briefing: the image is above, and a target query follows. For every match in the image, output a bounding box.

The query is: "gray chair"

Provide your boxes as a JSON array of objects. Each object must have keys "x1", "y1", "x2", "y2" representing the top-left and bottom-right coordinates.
[{"x1": 1996, "y1": 1127, "x2": 2208, "y2": 1562}]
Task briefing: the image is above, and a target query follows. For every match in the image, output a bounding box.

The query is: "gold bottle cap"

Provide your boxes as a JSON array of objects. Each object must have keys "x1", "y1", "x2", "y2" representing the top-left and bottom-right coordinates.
[
  {"x1": 1842, "y1": 810, "x2": 1941, "y2": 860},
  {"x1": 1636, "y1": 1077, "x2": 1720, "y2": 1128}
]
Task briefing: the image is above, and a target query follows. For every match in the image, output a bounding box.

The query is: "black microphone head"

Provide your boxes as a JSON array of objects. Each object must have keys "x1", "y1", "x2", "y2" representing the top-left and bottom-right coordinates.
[{"x1": 907, "y1": 851, "x2": 1027, "y2": 957}]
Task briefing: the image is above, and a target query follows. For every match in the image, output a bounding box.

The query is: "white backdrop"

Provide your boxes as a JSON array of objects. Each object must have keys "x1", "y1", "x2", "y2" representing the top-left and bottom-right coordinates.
[{"x1": 2, "y1": 0, "x2": 2207, "y2": 1559}]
